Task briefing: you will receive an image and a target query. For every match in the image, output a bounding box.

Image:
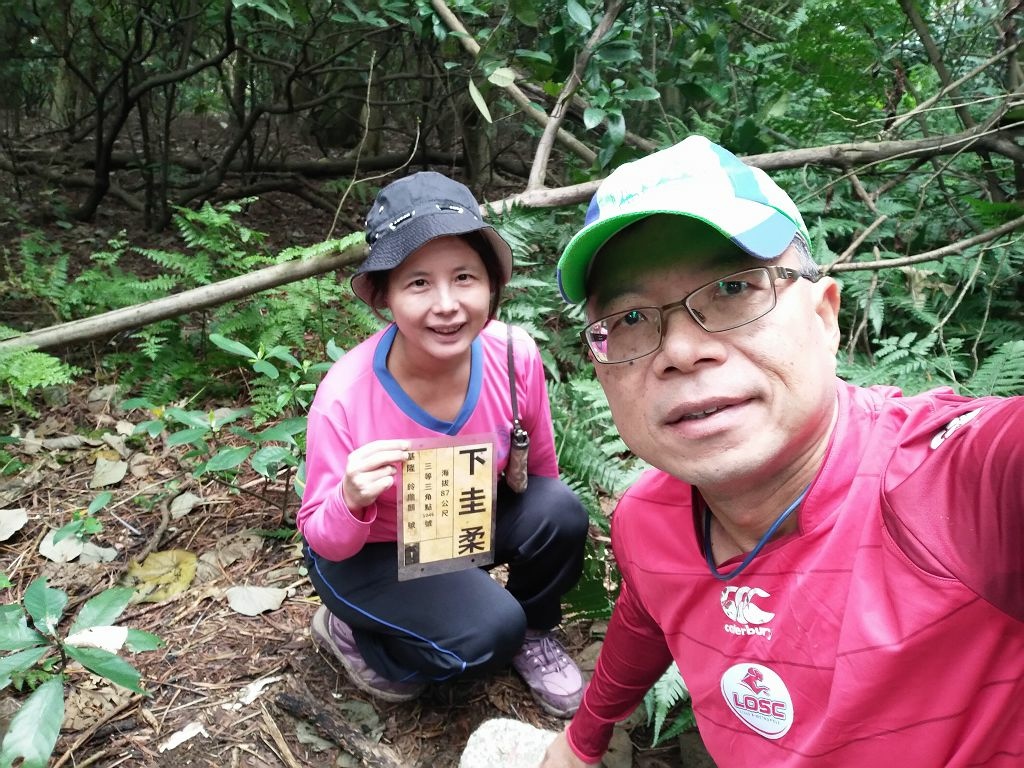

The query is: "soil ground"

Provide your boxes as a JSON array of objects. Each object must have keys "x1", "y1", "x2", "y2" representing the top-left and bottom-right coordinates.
[{"x1": 0, "y1": 383, "x2": 710, "y2": 767}]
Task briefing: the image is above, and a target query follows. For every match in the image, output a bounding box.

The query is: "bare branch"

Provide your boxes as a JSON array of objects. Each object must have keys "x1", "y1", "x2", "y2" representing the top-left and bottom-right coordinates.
[
  {"x1": 884, "y1": 41, "x2": 1024, "y2": 134},
  {"x1": 428, "y1": 0, "x2": 596, "y2": 166},
  {"x1": 528, "y1": 0, "x2": 624, "y2": 190},
  {"x1": 827, "y1": 213, "x2": 1024, "y2": 273}
]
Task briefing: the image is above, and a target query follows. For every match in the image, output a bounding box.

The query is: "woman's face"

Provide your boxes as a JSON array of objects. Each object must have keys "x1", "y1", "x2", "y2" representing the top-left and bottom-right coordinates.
[{"x1": 384, "y1": 235, "x2": 493, "y2": 367}]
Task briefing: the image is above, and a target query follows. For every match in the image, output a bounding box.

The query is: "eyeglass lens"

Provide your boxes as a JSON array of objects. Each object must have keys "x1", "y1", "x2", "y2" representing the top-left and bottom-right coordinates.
[{"x1": 584, "y1": 268, "x2": 781, "y2": 363}]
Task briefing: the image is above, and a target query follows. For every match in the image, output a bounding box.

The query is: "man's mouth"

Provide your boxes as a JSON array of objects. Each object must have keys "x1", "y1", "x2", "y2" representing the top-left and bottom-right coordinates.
[{"x1": 680, "y1": 405, "x2": 726, "y2": 421}]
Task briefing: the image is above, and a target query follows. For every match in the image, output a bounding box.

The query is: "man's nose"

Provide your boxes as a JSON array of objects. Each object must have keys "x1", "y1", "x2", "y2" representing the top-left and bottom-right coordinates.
[{"x1": 653, "y1": 306, "x2": 726, "y2": 373}]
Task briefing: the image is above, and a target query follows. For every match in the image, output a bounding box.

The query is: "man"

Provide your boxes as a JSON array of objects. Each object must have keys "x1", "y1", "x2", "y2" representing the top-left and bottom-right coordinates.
[{"x1": 540, "y1": 135, "x2": 1023, "y2": 767}]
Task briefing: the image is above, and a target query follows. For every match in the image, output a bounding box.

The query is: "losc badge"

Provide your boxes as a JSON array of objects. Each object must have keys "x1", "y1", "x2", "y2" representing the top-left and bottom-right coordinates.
[{"x1": 720, "y1": 662, "x2": 794, "y2": 739}]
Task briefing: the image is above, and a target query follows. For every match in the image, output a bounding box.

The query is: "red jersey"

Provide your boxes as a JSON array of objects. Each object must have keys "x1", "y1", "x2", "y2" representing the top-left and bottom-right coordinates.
[{"x1": 569, "y1": 381, "x2": 1024, "y2": 766}]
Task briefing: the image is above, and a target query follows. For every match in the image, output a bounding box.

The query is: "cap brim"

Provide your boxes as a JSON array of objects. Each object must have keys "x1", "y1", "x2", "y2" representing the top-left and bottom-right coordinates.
[
  {"x1": 351, "y1": 213, "x2": 512, "y2": 307},
  {"x1": 557, "y1": 202, "x2": 798, "y2": 304}
]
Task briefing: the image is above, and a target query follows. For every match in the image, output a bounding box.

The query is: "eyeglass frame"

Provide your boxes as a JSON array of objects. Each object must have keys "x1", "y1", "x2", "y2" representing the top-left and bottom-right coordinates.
[{"x1": 580, "y1": 265, "x2": 822, "y2": 364}]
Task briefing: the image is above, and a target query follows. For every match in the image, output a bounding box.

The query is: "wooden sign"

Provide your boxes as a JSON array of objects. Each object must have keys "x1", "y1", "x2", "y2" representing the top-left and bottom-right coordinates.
[{"x1": 397, "y1": 435, "x2": 496, "y2": 581}]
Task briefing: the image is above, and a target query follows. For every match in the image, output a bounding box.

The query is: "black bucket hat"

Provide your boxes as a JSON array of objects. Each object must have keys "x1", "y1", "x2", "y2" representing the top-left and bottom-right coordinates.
[{"x1": 351, "y1": 171, "x2": 513, "y2": 307}]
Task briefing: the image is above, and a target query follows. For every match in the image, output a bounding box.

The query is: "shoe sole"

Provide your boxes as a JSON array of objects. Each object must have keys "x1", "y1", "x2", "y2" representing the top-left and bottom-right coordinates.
[
  {"x1": 311, "y1": 606, "x2": 424, "y2": 704},
  {"x1": 527, "y1": 688, "x2": 581, "y2": 718}
]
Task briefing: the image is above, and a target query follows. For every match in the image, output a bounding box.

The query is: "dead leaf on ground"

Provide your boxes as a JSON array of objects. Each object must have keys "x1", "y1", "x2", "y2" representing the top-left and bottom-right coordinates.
[
  {"x1": 221, "y1": 675, "x2": 284, "y2": 710},
  {"x1": 128, "y1": 452, "x2": 155, "y2": 478},
  {"x1": 39, "y1": 529, "x2": 85, "y2": 562},
  {"x1": 63, "y1": 681, "x2": 135, "y2": 732},
  {"x1": 125, "y1": 549, "x2": 198, "y2": 603},
  {"x1": 169, "y1": 492, "x2": 203, "y2": 519},
  {"x1": 90, "y1": 456, "x2": 128, "y2": 488},
  {"x1": 79, "y1": 542, "x2": 119, "y2": 563},
  {"x1": 196, "y1": 530, "x2": 263, "y2": 582},
  {"x1": 158, "y1": 720, "x2": 209, "y2": 752},
  {"x1": 66, "y1": 625, "x2": 130, "y2": 653},
  {"x1": 0, "y1": 508, "x2": 29, "y2": 541},
  {"x1": 225, "y1": 585, "x2": 289, "y2": 616}
]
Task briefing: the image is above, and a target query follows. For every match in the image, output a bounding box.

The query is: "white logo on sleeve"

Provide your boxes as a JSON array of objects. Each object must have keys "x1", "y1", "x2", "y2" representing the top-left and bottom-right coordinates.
[
  {"x1": 721, "y1": 586, "x2": 775, "y2": 639},
  {"x1": 930, "y1": 407, "x2": 983, "y2": 449},
  {"x1": 721, "y1": 663, "x2": 794, "y2": 739}
]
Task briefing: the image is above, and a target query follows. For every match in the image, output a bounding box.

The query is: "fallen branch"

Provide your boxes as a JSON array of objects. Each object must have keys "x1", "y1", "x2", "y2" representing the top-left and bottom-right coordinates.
[
  {"x1": 273, "y1": 691, "x2": 405, "y2": 768},
  {"x1": 0, "y1": 238, "x2": 367, "y2": 352}
]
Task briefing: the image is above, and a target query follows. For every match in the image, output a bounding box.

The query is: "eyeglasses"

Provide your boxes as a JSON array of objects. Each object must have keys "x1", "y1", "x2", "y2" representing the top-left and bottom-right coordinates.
[{"x1": 581, "y1": 266, "x2": 821, "y2": 364}]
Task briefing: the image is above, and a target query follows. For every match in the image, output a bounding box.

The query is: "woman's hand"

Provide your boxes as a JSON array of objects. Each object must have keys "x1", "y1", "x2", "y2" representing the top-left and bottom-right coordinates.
[
  {"x1": 342, "y1": 439, "x2": 411, "y2": 513},
  {"x1": 538, "y1": 731, "x2": 599, "y2": 768}
]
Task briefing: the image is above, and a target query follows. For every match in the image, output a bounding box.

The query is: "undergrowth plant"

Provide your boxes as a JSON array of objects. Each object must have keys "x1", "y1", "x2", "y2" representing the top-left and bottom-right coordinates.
[
  {"x1": 0, "y1": 578, "x2": 162, "y2": 768},
  {"x1": 644, "y1": 662, "x2": 695, "y2": 747},
  {"x1": 0, "y1": 326, "x2": 79, "y2": 419},
  {"x1": 52, "y1": 492, "x2": 112, "y2": 544}
]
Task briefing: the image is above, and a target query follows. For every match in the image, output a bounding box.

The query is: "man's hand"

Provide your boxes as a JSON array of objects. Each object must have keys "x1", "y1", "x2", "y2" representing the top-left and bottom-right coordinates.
[
  {"x1": 342, "y1": 439, "x2": 411, "y2": 512},
  {"x1": 539, "y1": 731, "x2": 599, "y2": 767}
]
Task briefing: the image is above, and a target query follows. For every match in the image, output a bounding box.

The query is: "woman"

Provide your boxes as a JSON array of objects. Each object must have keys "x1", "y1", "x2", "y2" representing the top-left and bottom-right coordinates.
[{"x1": 297, "y1": 171, "x2": 588, "y2": 717}]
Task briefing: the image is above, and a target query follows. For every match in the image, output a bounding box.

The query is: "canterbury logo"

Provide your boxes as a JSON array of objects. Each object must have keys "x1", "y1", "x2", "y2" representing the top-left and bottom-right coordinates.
[
  {"x1": 930, "y1": 407, "x2": 983, "y2": 449},
  {"x1": 721, "y1": 586, "x2": 775, "y2": 626}
]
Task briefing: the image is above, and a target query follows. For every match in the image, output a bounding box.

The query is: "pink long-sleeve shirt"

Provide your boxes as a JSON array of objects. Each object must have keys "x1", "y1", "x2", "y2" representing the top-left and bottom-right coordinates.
[
  {"x1": 568, "y1": 380, "x2": 1024, "y2": 767},
  {"x1": 297, "y1": 320, "x2": 558, "y2": 561}
]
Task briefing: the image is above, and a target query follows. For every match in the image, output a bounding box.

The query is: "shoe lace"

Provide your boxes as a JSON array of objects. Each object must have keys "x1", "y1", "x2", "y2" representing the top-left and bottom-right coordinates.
[{"x1": 522, "y1": 633, "x2": 570, "y2": 672}]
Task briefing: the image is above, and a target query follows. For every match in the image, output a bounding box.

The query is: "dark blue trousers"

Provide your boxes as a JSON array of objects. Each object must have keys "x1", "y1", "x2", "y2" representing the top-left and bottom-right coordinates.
[{"x1": 306, "y1": 475, "x2": 588, "y2": 684}]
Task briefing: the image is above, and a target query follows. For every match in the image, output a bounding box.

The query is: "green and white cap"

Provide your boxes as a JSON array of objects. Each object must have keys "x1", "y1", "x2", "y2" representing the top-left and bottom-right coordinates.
[{"x1": 557, "y1": 135, "x2": 810, "y2": 304}]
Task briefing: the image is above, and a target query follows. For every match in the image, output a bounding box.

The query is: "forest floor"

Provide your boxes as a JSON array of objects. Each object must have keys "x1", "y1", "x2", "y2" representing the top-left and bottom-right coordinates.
[
  {"x1": 0, "y1": 380, "x2": 712, "y2": 768},
  {"x1": 1, "y1": 167, "x2": 714, "y2": 766}
]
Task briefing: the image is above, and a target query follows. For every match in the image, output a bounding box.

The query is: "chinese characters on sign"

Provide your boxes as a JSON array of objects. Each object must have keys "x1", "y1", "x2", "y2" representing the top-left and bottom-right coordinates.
[{"x1": 398, "y1": 435, "x2": 496, "y2": 580}]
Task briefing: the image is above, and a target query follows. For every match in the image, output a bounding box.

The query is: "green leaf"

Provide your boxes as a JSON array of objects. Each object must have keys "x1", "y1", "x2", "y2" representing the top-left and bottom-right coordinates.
[
  {"x1": 52, "y1": 521, "x2": 83, "y2": 545},
  {"x1": 623, "y1": 86, "x2": 661, "y2": 101},
  {"x1": 487, "y1": 67, "x2": 517, "y2": 88},
  {"x1": 0, "y1": 605, "x2": 47, "y2": 651},
  {"x1": 254, "y1": 417, "x2": 307, "y2": 444},
  {"x1": 166, "y1": 427, "x2": 210, "y2": 447},
  {"x1": 767, "y1": 92, "x2": 790, "y2": 118},
  {"x1": 595, "y1": 42, "x2": 640, "y2": 64},
  {"x1": 65, "y1": 645, "x2": 143, "y2": 693},
  {"x1": 0, "y1": 646, "x2": 50, "y2": 688},
  {"x1": 68, "y1": 588, "x2": 134, "y2": 636},
  {"x1": 515, "y1": 49, "x2": 552, "y2": 63},
  {"x1": 605, "y1": 109, "x2": 626, "y2": 145},
  {"x1": 87, "y1": 491, "x2": 114, "y2": 515},
  {"x1": 584, "y1": 107, "x2": 606, "y2": 130},
  {"x1": 120, "y1": 397, "x2": 156, "y2": 411},
  {"x1": 566, "y1": 0, "x2": 592, "y2": 31},
  {"x1": 326, "y1": 338, "x2": 345, "y2": 361},
  {"x1": 265, "y1": 347, "x2": 301, "y2": 368},
  {"x1": 124, "y1": 629, "x2": 163, "y2": 653},
  {"x1": 467, "y1": 80, "x2": 492, "y2": 124},
  {"x1": 252, "y1": 359, "x2": 279, "y2": 379},
  {"x1": 205, "y1": 446, "x2": 253, "y2": 473},
  {"x1": 0, "y1": 677, "x2": 64, "y2": 768},
  {"x1": 209, "y1": 333, "x2": 257, "y2": 359},
  {"x1": 134, "y1": 420, "x2": 165, "y2": 438},
  {"x1": 165, "y1": 408, "x2": 211, "y2": 430},
  {"x1": 23, "y1": 578, "x2": 66, "y2": 638},
  {"x1": 251, "y1": 446, "x2": 297, "y2": 477}
]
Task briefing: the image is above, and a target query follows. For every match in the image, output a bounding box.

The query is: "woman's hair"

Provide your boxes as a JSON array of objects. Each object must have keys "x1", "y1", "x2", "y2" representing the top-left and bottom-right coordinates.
[{"x1": 364, "y1": 230, "x2": 506, "y2": 321}]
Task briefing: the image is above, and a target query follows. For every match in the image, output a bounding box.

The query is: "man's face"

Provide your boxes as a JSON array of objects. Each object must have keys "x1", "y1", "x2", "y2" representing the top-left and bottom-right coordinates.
[{"x1": 584, "y1": 215, "x2": 841, "y2": 496}]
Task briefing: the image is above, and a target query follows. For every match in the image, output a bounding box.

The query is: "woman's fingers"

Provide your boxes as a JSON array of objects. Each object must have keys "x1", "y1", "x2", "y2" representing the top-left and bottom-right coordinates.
[{"x1": 343, "y1": 439, "x2": 412, "y2": 510}]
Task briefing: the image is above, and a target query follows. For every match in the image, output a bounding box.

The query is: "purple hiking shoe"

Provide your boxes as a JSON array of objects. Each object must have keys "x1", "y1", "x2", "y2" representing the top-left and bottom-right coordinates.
[
  {"x1": 512, "y1": 629, "x2": 584, "y2": 717},
  {"x1": 311, "y1": 605, "x2": 425, "y2": 703}
]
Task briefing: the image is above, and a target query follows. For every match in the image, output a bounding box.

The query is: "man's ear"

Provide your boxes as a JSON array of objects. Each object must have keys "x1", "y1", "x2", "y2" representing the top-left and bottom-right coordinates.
[{"x1": 814, "y1": 276, "x2": 842, "y2": 354}]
